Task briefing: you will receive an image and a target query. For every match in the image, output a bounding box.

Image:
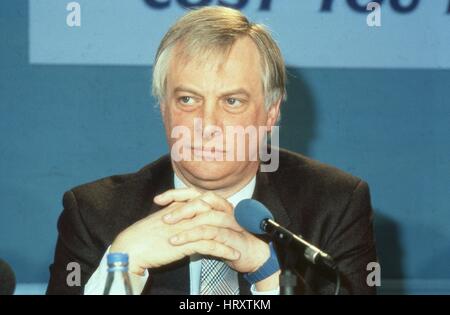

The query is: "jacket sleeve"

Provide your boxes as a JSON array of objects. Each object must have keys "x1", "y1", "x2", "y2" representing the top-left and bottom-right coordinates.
[
  {"x1": 46, "y1": 190, "x2": 104, "y2": 295},
  {"x1": 321, "y1": 180, "x2": 378, "y2": 295}
]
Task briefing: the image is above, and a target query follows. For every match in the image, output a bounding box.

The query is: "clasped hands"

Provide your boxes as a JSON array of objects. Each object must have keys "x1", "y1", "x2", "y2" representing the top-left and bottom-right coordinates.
[{"x1": 111, "y1": 188, "x2": 273, "y2": 278}]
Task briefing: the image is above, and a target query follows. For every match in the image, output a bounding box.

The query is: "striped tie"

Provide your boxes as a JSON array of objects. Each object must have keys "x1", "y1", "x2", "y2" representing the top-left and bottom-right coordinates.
[{"x1": 200, "y1": 257, "x2": 239, "y2": 295}]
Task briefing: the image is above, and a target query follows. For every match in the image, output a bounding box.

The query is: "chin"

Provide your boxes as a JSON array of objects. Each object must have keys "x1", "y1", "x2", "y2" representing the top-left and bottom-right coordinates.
[{"x1": 176, "y1": 160, "x2": 246, "y2": 187}]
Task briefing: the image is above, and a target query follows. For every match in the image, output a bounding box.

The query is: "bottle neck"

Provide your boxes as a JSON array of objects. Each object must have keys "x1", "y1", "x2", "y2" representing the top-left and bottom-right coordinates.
[
  {"x1": 104, "y1": 266, "x2": 133, "y2": 295},
  {"x1": 107, "y1": 261, "x2": 129, "y2": 273},
  {"x1": 108, "y1": 266, "x2": 128, "y2": 273}
]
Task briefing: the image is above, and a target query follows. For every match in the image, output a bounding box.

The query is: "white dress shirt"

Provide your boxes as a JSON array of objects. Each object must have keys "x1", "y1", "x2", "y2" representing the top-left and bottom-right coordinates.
[{"x1": 84, "y1": 174, "x2": 279, "y2": 295}]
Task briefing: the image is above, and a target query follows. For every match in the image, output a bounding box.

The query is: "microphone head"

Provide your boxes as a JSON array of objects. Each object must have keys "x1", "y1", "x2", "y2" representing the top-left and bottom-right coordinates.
[
  {"x1": 234, "y1": 199, "x2": 274, "y2": 234},
  {"x1": 0, "y1": 258, "x2": 16, "y2": 295}
]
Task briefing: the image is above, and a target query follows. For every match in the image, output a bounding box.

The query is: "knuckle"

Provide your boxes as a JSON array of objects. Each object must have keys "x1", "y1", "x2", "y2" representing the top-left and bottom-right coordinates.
[
  {"x1": 201, "y1": 211, "x2": 215, "y2": 224},
  {"x1": 207, "y1": 241, "x2": 217, "y2": 252},
  {"x1": 220, "y1": 227, "x2": 229, "y2": 239},
  {"x1": 205, "y1": 226, "x2": 218, "y2": 240},
  {"x1": 178, "y1": 204, "x2": 190, "y2": 216},
  {"x1": 213, "y1": 228, "x2": 225, "y2": 242},
  {"x1": 212, "y1": 226, "x2": 220, "y2": 238},
  {"x1": 206, "y1": 210, "x2": 215, "y2": 219},
  {"x1": 198, "y1": 225, "x2": 208, "y2": 235}
]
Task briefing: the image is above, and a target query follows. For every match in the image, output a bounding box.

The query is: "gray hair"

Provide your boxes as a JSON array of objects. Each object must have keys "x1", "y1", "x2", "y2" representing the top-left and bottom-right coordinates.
[{"x1": 152, "y1": 6, "x2": 287, "y2": 110}]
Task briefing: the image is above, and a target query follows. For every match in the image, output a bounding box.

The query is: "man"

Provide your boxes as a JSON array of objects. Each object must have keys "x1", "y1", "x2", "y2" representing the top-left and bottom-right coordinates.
[{"x1": 47, "y1": 6, "x2": 377, "y2": 295}]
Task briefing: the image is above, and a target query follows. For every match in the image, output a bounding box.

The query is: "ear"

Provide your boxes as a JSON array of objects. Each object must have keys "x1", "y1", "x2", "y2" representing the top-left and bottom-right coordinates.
[
  {"x1": 265, "y1": 98, "x2": 282, "y2": 133},
  {"x1": 159, "y1": 101, "x2": 166, "y2": 119}
]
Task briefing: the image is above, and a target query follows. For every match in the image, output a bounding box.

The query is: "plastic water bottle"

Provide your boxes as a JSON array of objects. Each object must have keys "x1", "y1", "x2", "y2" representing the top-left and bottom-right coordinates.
[{"x1": 103, "y1": 253, "x2": 133, "y2": 295}]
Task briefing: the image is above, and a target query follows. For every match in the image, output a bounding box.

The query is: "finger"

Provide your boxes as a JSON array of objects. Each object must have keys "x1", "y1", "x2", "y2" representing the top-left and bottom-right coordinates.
[
  {"x1": 162, "y1": 191, "x2": 233, "y2": 224},
  {"x1": 154, "y1": 187, "x2": 201, "y2": 205},
  {"x1": 186, "y1": 210, "x2": 244, "y2": 232},
  {"x1": 181, "y1": 240, "x2": 240, "y2": 261},
  {"x1": 163, "y1": 198, "x2": 212, "y2": 224},
  {"x1": 170, "y1": 225, "x2": 242, "y2": 247},
  {"x1": 199, "y1": 191, "x2": 234, "y2": 215}
]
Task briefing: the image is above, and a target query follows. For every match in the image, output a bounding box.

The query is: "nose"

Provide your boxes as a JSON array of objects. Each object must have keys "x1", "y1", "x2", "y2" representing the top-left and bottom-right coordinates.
[{"x1": 201, "y1": 99, "x2": 222, "y2": 141}]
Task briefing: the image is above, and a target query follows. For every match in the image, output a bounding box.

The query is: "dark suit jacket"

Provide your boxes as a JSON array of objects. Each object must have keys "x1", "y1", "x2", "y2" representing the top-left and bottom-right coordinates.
[{"x1": 46, "y1": 148, "x2": 377, "y2": 295}]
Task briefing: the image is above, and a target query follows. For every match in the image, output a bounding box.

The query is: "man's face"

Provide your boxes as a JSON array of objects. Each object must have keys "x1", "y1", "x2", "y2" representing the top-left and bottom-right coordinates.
[{"x1": 161, "y1": 36, "x2": 279, "y2": 192}]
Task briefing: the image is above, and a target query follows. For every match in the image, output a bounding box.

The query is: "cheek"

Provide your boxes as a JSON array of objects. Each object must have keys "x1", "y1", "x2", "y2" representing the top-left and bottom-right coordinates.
[
  {"x1": 167, "y1": 105, "x2": 193, "y2": 127},
  {"x1": 227, "y1": 105, "x2": 267, "y2": 127}
]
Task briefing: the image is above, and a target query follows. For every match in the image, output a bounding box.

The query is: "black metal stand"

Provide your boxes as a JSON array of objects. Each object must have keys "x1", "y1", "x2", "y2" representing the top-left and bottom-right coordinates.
[
  {"x1": 274, "y1": 241, "x2": 298, "y2": 295},
  {"x1": 280, "y1": 269, "x2": 297, "y2": 295}
]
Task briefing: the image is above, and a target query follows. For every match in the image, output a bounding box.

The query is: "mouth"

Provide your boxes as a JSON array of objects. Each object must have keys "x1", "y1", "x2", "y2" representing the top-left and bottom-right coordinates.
[{"x1": 191, "y1": 146, "x2": 226, "y2": 154}]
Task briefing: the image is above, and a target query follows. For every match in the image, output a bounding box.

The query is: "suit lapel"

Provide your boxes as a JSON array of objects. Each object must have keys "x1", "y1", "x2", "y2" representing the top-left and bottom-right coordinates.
[{"x1": 253, "y1": 171, "x2": 292, "y2": 228}]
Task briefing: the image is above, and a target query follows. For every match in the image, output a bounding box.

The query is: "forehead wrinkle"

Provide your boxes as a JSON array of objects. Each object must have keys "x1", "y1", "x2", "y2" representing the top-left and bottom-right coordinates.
[{"x1": 168, "y1": 38, "x2": 263, "y2": 97}]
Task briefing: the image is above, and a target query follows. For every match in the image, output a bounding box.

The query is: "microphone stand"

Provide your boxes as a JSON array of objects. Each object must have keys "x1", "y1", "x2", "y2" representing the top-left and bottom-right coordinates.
[
  {"x1": 271, "y1": 230, "x2": 341, "y2": 295},
  {"x1": 261, "y1": 218, "x2": 341, "y2": 295},
  {"x1": 273, "y1": 241, "x2": 298, "y2": 295}
]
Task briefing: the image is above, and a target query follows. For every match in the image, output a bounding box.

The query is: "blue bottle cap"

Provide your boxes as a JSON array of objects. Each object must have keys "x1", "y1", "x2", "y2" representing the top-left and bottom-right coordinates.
[{"x1": 107, "y1": 253, "x2": 129, "y2": 265}]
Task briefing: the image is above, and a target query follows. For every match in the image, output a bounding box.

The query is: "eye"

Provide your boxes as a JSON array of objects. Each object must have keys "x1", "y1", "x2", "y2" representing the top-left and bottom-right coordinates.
[
  {"x1": 178, "y1": 96, "x2": 196, "y2": 106},
  {"x1": 225, "y1": 98, "x2": 242, "y2": 107}
]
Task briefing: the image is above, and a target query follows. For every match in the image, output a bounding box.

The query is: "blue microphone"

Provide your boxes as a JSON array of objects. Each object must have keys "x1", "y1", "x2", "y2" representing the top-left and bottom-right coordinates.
[
  {"x1": 234, "y1": 199, "x2": 274, "y2": 234},
  {"x1": 234, "y1": 199, "x2": 337, "y2": 271}
]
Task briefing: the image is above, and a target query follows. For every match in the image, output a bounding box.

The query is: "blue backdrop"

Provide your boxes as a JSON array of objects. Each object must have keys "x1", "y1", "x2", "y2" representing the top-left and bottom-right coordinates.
[{"x1": 0, "y1": 0, "x2": 449, "y2": 294}]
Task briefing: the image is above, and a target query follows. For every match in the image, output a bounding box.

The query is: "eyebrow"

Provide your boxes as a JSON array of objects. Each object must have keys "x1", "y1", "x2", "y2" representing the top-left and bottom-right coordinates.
[
  {"x1": 173, "y1": 86, "x2": 251, "y2": 98},
  {"x1": 173, "y1": 85, "x2": 202, "y2": 96},
  {"x1": 220, "y1": 88, "x2": 251, "y2": 98}
]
